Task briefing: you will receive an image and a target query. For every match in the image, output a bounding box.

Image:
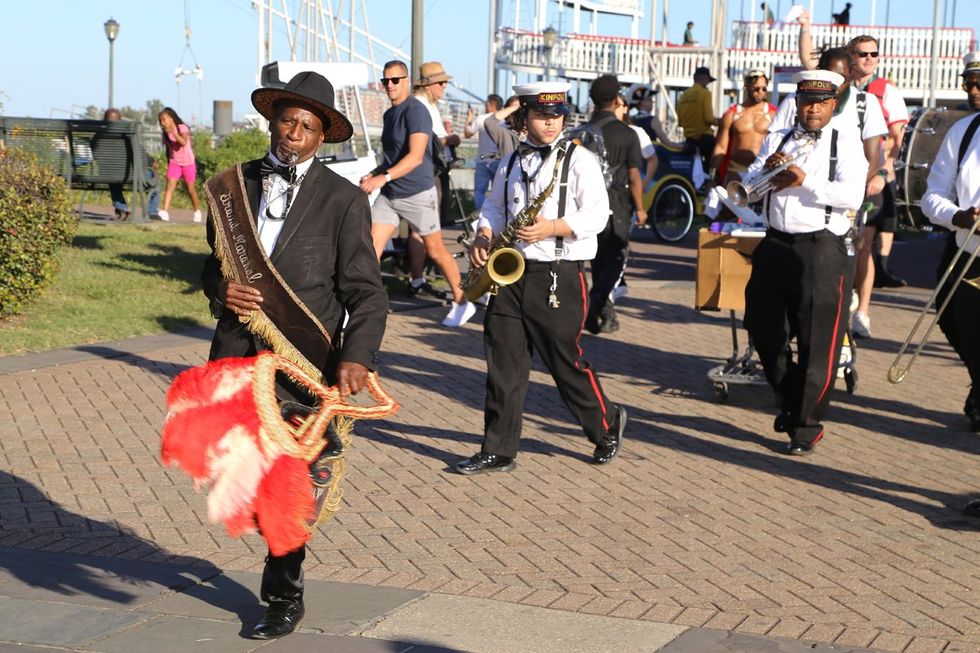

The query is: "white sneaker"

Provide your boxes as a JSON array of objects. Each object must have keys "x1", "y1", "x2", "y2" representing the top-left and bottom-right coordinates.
[
  {"x1": 610, "y1": 285, "x2": 629, "y2": 302},
  {"x1": 157, "y1": 209, "x2": 170, "y2": 222},
  {"x1": 192, "y1": 209, "x2": 203, "y2": 223},
  {"x1": 849, "y1": 290, "x2": 859, "y2": 316},
  {"x1": 442, "y1": 300, "x2": 477, "y2": 327},
  {"x1": 851, "y1": 311, "x2": 872, "y2": 338}
]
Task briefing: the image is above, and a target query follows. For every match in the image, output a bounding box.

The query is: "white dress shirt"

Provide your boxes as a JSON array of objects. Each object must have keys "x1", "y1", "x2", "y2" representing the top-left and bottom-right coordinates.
[
  {"x1": 476, "y1": 140, "x2": 610, "y2": 261},
  {"x1": 748, "y1": 127, "x2": 868, "y2": 236},
  {"x1": 257, "y1": 152, "x2": 316, "y2": 254},
  {"x1": 922, "y1": 113, "x2": 980, "y2": 255}
]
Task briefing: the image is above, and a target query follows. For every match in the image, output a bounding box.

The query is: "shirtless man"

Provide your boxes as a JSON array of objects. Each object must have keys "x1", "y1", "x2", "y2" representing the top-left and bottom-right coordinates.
[{"x1": 709, "y1": 70, "x2": 776, "y2": 186}]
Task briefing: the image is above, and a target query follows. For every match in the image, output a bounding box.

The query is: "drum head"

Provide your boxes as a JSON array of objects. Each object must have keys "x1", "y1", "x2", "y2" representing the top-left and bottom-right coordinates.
[{"x1": 896, "y1": 107, "x2": 971, "y2": 229}]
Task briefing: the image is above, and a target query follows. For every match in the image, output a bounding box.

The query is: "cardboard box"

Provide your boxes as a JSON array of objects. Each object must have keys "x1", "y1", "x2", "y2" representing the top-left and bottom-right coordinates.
[{"x1": 695, "y1": 228, "x2": 762, "y2": 311}]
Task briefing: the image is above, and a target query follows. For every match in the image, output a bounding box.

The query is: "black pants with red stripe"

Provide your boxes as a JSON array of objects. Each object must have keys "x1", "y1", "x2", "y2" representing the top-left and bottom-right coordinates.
[
  {"x1": 482, "y1": 260, "x2": 614, "y2": 458},
  {"x1": 745, "y1": 230, "x2": 851, "y2": 446}
]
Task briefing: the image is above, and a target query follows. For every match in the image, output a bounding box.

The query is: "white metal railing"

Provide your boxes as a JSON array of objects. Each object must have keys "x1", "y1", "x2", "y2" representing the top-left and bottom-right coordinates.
[
  {"x1": 732, "y1": 21, "x2": 975, "y2": 59},
  {"x1": 495, "y1": 28, "x2": 969, "y2": 101}
]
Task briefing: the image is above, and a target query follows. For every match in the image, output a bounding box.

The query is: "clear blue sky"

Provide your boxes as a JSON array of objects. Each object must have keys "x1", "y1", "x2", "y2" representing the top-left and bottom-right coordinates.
[{"x1": 3, "y1": 0, "x2": 976, "y2": 123}]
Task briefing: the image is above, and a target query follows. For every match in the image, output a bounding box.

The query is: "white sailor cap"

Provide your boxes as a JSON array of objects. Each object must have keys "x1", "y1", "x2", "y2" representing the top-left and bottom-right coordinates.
[
  {"x1": 962, "y1": 51, "x2": 980, "y2": 76},
  {"x1": 513, "y1": 81, "x2": 571, "y2": 116},
  {"x1": 744, "y1": 68, "x2": 769, "y2": 83},
  {"x1": 794, "y1": 69, "x2": 845, "y2": 99}
]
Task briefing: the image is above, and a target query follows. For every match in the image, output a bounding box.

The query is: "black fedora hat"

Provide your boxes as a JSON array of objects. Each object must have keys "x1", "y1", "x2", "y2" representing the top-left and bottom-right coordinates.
[{"x1": 251, "y1": 71, "x2": 354, "y2": 144}]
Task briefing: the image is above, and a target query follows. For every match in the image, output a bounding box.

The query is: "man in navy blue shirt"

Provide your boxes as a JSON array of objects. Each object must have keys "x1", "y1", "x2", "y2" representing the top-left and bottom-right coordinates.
[{"x1": 361, "y1": 59, "x2": 476, "y2": 327}]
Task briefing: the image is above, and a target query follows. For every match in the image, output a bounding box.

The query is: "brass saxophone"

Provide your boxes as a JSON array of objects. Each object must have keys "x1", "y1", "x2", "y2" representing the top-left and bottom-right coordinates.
[{"x1": 460, "y1": 141, "x2": 570, "y2": 302}]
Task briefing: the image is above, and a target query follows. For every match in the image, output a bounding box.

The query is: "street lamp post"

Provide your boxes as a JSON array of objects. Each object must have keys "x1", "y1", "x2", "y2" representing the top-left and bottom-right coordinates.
[
  {"x1": 542, "y1": 26, "x2": 558, "y2": 81},
  {"x1": 104, "y1": 17, "x2": 120, "y2": 109}
]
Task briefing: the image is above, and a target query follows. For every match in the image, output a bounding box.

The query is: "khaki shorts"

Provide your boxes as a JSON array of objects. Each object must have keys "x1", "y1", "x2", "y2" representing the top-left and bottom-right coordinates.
[{"x1": 372, "y1": 187, "x2": 440, "y2": 236}]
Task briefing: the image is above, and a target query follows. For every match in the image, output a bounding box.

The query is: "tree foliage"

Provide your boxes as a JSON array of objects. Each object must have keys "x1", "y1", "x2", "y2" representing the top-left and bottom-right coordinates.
[
  {"x1": 193, "y1": 129, "x2": 270, "y2": 181},
  {"x1": 0, "y1": 149, "x2": 76, "y2": 318}
]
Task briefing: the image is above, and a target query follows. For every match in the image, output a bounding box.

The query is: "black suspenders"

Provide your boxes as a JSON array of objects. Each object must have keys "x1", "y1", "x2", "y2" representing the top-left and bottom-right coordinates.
[{"x1": 501, "y1": 143, "x2": 578, "y2": 259}]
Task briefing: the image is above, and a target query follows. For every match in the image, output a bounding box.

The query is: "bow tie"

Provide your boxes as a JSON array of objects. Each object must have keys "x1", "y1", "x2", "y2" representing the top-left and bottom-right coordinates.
[
  {"x1": 793, "y1": 127, "x2": 822, "y2": 141},
  {"x1": 259, "y1": 157, "x2": 297, "y2": 185},
  {"x1": 518, "y1": 142, "x2": 553, "y2": 157}
]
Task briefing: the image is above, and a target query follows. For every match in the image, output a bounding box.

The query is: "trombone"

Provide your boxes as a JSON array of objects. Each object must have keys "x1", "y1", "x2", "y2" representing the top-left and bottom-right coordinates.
[{"x1": 887, "y1": 218, "x2": 980, "y2": 384}]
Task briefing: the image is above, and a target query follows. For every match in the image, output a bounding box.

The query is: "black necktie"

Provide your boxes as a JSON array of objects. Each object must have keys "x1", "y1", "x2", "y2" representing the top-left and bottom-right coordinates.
[
  {"x1": 259, "y1": 157, "x2": 297, "y2": 185},
  {"x1": 518, "y1": 142, "x2": 552, "y2": 158}
]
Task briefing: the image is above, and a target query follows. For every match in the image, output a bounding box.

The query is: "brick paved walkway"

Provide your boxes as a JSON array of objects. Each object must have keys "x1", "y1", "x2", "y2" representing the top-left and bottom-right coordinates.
[{"x1": 2, "y1": 228, "x2": 979, "y2": 652}]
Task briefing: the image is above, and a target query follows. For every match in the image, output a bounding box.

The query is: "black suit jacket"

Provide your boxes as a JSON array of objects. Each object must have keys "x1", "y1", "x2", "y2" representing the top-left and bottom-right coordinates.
[{"x1": 202, "y1": 157, "x2": 387, "y2": 380}]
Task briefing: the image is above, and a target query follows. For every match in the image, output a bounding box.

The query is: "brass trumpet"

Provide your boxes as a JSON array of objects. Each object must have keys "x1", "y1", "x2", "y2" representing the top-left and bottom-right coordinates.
[
  {"x1": 727, "y1": 138, "x2": 815, "y2": 207},
  {"x1": 887, "y1": 218, "x2": 980, "y2": 384}
]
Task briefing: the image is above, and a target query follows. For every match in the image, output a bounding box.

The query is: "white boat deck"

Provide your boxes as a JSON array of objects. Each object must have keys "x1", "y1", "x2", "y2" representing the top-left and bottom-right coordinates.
[{"x1": 494, "y1": 21, "x2": 976, "y2": 103}]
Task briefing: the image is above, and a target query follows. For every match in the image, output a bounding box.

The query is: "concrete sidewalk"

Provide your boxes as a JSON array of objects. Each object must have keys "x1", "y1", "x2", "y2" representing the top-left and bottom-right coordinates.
[
  {"x1": 0, "y1": 547, "x2": 881, "y2": 652},
  {"x1": 1, "y1": 229, "x2": 977, "y2": 652}
]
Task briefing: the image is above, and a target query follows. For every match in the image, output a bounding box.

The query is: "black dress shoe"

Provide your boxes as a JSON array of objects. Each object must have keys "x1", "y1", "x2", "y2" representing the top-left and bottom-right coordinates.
[
  {"x1": 593, "y1": 406, "x2": 627, "y2": 465},
  {"x1": 455, "y1": 452, "x2": 515, "y2": 476},
  {"x1": 773, "y1": 412, "x2": 791, "y2": 434},
  {"x1": 786, "y1": 441, "x2": 814, "y2": 457},
  {"x1": 251, "y1": 599, "x2": 305, "y2": 639},
  {"x1": 875, "y1": 272, "x2": 907, "y2": 288}
]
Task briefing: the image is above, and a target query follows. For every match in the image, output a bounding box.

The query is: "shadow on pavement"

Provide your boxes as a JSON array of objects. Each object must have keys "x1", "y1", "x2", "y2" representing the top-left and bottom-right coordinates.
[
  {"x1": 622, "y1": 407, "x2": 980, "y2": 532},
  {"x1": 72, "y1": 344, "x2": 195, "y2": 381},
  {"x1": 0, "y1": 470, "x2": 260, "y2": 629}
]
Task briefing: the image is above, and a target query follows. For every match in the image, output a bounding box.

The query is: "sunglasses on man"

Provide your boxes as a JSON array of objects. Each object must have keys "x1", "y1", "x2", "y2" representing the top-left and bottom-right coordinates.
[
  {"x1": 963, "y1": 79, "x2": 980, "y2": 92},
  {"x1": 380, "y1": 76, "x2": 406, "y2": 86},
  {"x1": 852, "y1": 51, "x2": 880, "y2": 59}
]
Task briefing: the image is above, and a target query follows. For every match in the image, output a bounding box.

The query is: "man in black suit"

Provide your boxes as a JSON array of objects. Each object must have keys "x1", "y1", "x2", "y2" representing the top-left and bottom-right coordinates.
[{"x1": 201, "y1": 71, "x2": 387, "y2": 639}]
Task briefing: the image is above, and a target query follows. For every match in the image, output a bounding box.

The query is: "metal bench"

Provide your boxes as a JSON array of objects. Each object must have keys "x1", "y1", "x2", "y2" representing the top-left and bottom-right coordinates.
[{"x1": 0, "y1": 117, "x2": 152, "y2": 221}]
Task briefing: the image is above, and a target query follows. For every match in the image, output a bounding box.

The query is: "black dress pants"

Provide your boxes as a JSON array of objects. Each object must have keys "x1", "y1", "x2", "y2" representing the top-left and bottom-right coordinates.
[
  {"x1": 745, "y1": 230, "x2": 850, "y2": 446},
  {"x1": 482, "y1": 260, "x2": 614, "y2": 458},
  {"x1": 936, "y1": 232, "x2": 980, "y2": 391},
  {"x1": 588, "y1": 212, "x2": 631, "y2": 322}
]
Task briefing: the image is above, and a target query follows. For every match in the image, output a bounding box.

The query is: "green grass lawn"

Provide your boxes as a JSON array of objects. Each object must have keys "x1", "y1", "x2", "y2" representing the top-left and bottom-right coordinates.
[{"x1": 0, "y1": 222, "x2": 212, "y2": 355}]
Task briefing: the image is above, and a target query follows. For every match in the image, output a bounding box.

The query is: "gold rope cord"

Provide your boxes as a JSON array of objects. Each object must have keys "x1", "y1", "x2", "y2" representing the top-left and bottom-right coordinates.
[{"x1": 249, "y1": 353, "x2": 399, "y2": 528}]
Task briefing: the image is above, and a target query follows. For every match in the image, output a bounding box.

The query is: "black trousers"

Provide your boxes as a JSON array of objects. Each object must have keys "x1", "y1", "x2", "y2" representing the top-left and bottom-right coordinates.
[
  {"x1": 936, "y1": 232, "x2": 980, "y2": 391},
  {"x1": 482, "y1": 260, "x2": 614, "y2": 458},
  {"x1": 589, "y1": 212, "x2": 631, "y2": 321},
  {"x1": 686, "y1": 134, "x2": 716, "y2": 168},
  {"x1": 745, "y1": 230, "x2": 851, "y2": 446}
]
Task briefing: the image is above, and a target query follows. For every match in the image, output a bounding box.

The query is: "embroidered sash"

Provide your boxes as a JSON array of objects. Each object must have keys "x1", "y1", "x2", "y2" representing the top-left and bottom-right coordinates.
[{"x1": 203, "y1": 164, "x2": 332, "y2": 382}]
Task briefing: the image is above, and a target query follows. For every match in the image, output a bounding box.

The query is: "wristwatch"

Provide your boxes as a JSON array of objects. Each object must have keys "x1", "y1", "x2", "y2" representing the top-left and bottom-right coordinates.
[
  {"x1": 383, "y1": 172, "x2": 393, "y2": 183},
  {"x1": 877, "y1": 169, "x2": 889, "y2": 180}
]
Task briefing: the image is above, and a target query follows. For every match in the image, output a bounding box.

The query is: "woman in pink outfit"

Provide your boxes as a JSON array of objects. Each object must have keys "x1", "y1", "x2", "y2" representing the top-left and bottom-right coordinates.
[{"x1": 157, "y1": 107, "x2": 202, "y2": 222}]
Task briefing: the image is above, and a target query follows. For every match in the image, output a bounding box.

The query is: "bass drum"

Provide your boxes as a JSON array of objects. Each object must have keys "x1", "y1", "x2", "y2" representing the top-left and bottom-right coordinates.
[{"x1": 895, "y1": 106, "x2": 971, "y2": 229}]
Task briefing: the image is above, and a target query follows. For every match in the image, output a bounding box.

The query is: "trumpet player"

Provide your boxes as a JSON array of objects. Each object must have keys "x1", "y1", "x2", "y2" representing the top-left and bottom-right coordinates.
[
  {"x1": 921, "y1": 51, "x2": 980, "y2": 435},
  {"x1": 743, "y1": 70, "x2": 868, "y2": 456},
  {"x1": 455, "y1": 82, "x2": 628, "y2": 475}
]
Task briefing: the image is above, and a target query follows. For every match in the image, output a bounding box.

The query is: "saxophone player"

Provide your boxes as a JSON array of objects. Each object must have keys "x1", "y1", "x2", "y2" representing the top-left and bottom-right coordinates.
[{"x1": 455, "y1": 81, "x2": 629, "y2": 475}]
